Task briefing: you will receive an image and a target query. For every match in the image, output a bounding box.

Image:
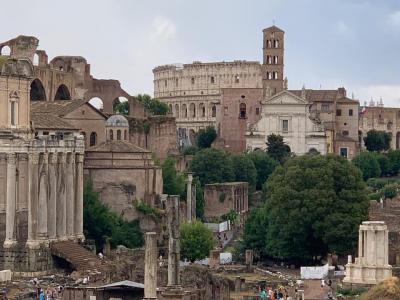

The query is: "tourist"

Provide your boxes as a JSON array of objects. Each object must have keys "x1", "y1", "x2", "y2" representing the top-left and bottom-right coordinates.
[
  {"x1": 98, "y1": 252, "x2": 104, "y2": 260},
  {"x1": 260, "y1": 287, "x2": 267, "y2": 299},
  {"x1": 46, "y1": 289, "x2": 51, "y2": 300},
  {"x1": 321, "y1": 279, "x2": 325, "y2": 287},
  {"x1": 39, "y1": 289, "x2": 45, "y2": 300}
]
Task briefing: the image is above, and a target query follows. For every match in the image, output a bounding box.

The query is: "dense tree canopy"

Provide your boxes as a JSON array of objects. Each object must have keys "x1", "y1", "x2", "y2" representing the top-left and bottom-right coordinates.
[
  {"x1": 189, "y1": 148, "x2": 235, "y2": 186},
  {"x1": 136, "y1": 93, "x2": 169, "y2": 115},
  {"x1": 180, "y1": 221, "x2": 215, "y2": 262},
  {"x1": 352, "y1": 151, "x2": 381, "y2": 180},
  {"x1": 388, "y1": 150, "x2": 400, "y2": 176},
  {"x1": 83, "y1": 182, "x2": 143, "y2": 250},
  {"x1": 364, "y1": 130, "x2": 391, "y2": 152},
  {"x1": 196, "y1": 126, "x2": 217, "y2": 149},
  {"x1": 248, "y1": 151, "x2": 279, "y2": 190},
  {"x1": 162, "y1": 157, "x2": 186, "y2": 199},
  {"x1": 113, "y1": 99, "x2": 129, "y2": 115},
  {"x1": 266, "y1": 134, "x2": 291, "y2": 163},
  {"x1": 243, "y1": 155, "x2": 369, "y2": 263},
  {"x1": 231, "y1": 153, "x2": 257, "y2": 192}
]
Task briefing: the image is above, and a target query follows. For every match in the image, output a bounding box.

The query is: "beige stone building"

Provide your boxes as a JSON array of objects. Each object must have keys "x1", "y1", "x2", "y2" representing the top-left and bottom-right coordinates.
[{"x1": 0, "y1": 57, "x2": 84, "y2": 272}]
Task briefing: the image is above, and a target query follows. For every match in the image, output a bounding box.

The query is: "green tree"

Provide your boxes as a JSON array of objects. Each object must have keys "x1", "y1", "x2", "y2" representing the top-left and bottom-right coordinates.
[
  {"x1": 196, "y1": 126, "x2": 217, "y2": 149},
  {"x1": 372, "y1": 152, "x2": 391, "y2": 177},
  {"x1": 363, "y1": 130, "x2": 391, "y2": 152},
  {"x1": 248, "y1": 151, "x2": 279, "y2": 190},
  {"x1": 136, "y1": 93, "x2": 169, "y2": 115},
  {"x1": 242, "y1": 209, "x2": 268, "y2": 257},
  {"x1": 194, "y1": 177, "x2": 204, "y2": 219},
  {"x1": 262, "y1": 155, "x2": 368, "y2": 262},
  {"x1": 180, "y1": 221, "x2": 215, "y2": 262},
  {"x1": 266, "y1": 134, "x2": 291, "y2": 163},
  {"x1": 83, "y1": 181, "x2": 144, "y2": 250},
  {"x1": 231, "y1": 153, "x2": 257, "y2": 192},
  {"x1": 113, "y1": 99, "x2": 129, "y2": 115},
  {"x1": 382, "y1": 184, "x2": 399, "y2": 199},
  {"x1": 388, "y1": 150, "x2": 400, "y2": 176},
  {"x1": 352, "y1": 151, "x2": 381, "y2": 181},
  {"x1": 162, "y1": 157, "x2": 186, "y2": 199},
  {"x1": 189, "y1": 148, "x2": 235, "y2": 186}
]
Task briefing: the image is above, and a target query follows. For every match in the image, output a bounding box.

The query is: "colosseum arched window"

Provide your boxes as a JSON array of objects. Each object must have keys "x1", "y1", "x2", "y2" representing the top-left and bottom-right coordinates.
[
  {"x1": 212, "y1": 105, "x2": 216, "y2": 117},
  {"x1": 189, "y1": 103, "x2": 196, "y2": 118},
  {"x1": 182, "y1": 104, "x2": 188, "y2": 118},
  {"x1": 175, "y1": 104, "x2": 180, "y2": 118},
  {"x1": 199, "y1": 103, "x2": 205, "y2": 117}
]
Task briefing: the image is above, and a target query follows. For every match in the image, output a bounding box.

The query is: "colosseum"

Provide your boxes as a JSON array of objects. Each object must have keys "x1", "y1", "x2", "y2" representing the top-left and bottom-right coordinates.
[{"x1": 153, "y1": 61, "x2": 262, "y2": 145}]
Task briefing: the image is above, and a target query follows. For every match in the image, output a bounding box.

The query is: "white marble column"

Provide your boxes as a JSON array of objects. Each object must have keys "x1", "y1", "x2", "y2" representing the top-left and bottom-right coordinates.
[
  {"x1": 47, "y1": 153, "x2": 57, "y2": 240},
  {"x1": 26, "y1": 153, "x2": 39, "y2": 249},
  {"x1": 66, "y1": 153, "x2": 75, "y2": 239},
  {"x1": 358, "y1": 229, "x2": 363, "y2": 258},
  {"x1": 74, "y1": 153, "x2": 84, "y2": 240},
  {"x1": 4, "y1": 153, "x2": 17, "y2": 248},
  {"x1": 186, "y1": 173, "x2": 193, "y2": 222},
  {"x1": 144, "y1": 232, "x2": 158, "y2": 299},
  {"x1": 56, "y1": 153, "x2": 67, "y2": 240},
  {"x1": 37, "y1": 154, "x2": 48, "y2": 242}
]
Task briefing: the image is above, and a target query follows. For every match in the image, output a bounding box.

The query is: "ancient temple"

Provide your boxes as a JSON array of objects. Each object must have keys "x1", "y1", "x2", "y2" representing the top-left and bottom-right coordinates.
[
  {"x1": 0, "y1": 57, "x2": 84, "y2": 272},
  {"x1": 344, "y1": 221, "x2": 392, "y2": 286}
]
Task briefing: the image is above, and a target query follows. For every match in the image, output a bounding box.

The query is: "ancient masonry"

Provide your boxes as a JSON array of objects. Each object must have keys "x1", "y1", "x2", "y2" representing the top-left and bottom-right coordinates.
[{"x1": 0, "y1": 57, "x2": 84, "y2": 273}]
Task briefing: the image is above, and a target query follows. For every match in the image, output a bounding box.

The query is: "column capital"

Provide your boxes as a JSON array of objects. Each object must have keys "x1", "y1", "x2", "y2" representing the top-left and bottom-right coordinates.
[
  {"x1": 41, "y1": 153, "x2": 48, "y2": 164},
  {"x1": 58, "y1": 152, "x2": 66, "y2": 164},
  {"x1": 7, "y1": 153, "x2": 16, "y2": 165},
  {"x1": 29, "y1": 153, "x2": 39, "y2": 164},
  {"x1": 76, "y1": 153, "x2": 84, "y2": 163},
  {"x1": 67, "y1": 153, "x2": 75, "y2": 164},
  {"x1": 49, "y1": 153, "x2": 58, "y2": 164}
]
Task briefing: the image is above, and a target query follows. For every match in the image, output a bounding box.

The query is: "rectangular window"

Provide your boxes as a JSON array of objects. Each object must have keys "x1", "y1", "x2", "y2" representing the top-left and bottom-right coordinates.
[
  {"x1": 224, "y1": 106, "x2": 228, "y2": 116},
  {"x1": 349, "y1": 109, "x2": 353, "y2": 116},
  {"x1": 256, "y1": 107, "x2": 260, "y2": 115},
  {"x1": 321, "y1": 104, "x2": 330, "y2": 112},
  {"x1": 210, "y1": 76, "x2": 215, "y2": 84},
  {"x1": 342, "y1": 130, "x2": 349, "y2": 136},
  {"x1": 340, "y1": 147, "x2": 348, "y2": 158},
  {"x1": 336, "y1": 109, "x2": 342, "y2": 116},
  {"x1": 282, "y1": 120, "x2": 289, "y2": 133}
]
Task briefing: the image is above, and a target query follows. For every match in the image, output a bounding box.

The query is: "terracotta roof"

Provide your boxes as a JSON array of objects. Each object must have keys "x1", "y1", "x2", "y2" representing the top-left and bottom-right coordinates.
[
  {"x1": 31, "y1": 113, "x2": 77, "y2": 130},
  {"x1": 86, "y1": 140, "x2": 150, "y2": 153},
  {"x1": 288, "y1": 89, "x2": 359, "y2": 104},
  {"x1": 31, "y1": 99, "x2": 107, "y2": 118}
]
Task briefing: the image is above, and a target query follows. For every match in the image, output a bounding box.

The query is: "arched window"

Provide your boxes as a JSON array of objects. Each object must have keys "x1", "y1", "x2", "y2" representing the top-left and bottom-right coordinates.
[
  {"x1": 169, "y1": 104, "x2": 172, "y2": 114},
  {"x1": 274, "y1": 40, "x2": 279, "y2": 48},
  {"x1": 212, "y1": 105, "x2": 216, "y2": 117},
  {"x1": 124, "y1": 129, "x2": 128, "y2": 140},
  {"x1": 274, "y1": 56, "x2": 278, "y2": 64},
  {"x1": 175, "y1": 104, "x2": 180, "y2": 118},
  {"x1": 109, "y1": 129, "x2": 114, "y2": 140},
  {"x1": 10, "y1": 101, "x2": 16, "y2": 126},
  {"x1": 268, "y1": 56, "x2": 272, "y2": 64},
  {"x1": 54, "y1": 84, "x2": 71, "y2": 100},
  {"x1": 175, "y1": 78, "x2": 179, "y2": 87},
  {"x1": 189, "y1": 103, "x2": 196, "y2": 118},
  {"x1": 267, "y1": 40, "x2": 272, "y2": 48},
  {"x1": 274, "y1": 72, "x2": 279, "y2": 79},
  {"x1": 191, "y1": 77, "x2": 195, "y2": 84},
  {"x1": 89, "y1": 97, "x2": 104, "y2": 111},
  {"x1": 182, "y1": 104, "x2": 187, "y2": 118},
  {"x1": 210, "y1": 76, "x2": 215, "y2": 84},
  {"x1": 30, "y1": 79, "x2": 46, "y2": 101},
  {"x1": 239, "y1": 103, "x2": 246, "y2": 119},
  {"x1": 117, "y1": 130, "x2": 121, "y2": 140},
  {"x1": 113, "y1": 96, "x2": 129, "y2": 115},
  {"x1": 199, "y1": 103, "x2": 205, "y2": 117},
  {"x1": 235, "y1": 75, "x2": 240, "y2": 84},
  {"x1": 89, "y1": 132, "x2": 97, "y2": 147}
]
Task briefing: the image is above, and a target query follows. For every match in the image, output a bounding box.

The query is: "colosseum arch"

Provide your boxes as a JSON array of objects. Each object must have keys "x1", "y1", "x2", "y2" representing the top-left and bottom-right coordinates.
[
  {"x1": 189, "y1": 103, "x2": 196, "y2": 118},
  {"x1": 182, "y1": 104, "x2": 187, "y2": 118},
  {"x1": 88, "y1": 97, "x2": 104, "y2": 111},
  {"x1": 54, "y1": 84, "x2": 71, "y2": 100},
  {"x1": 174, "y1": 104, "x2": 180, "y2": 118},
  {"x1": 199, "y1": 103, "x2": 206, "y2": 117},
  {"x1": 30, "y1": 79, "x2": 47, "y2": 101},
  {"x1": 0, "y1": 45, "x2": 11, "y2": 56}
]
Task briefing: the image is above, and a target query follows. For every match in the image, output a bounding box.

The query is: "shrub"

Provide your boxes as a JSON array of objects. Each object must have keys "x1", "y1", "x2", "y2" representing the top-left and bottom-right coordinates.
[
  {"x1": 180, "y1": 221, "x2": 215, "y2": 262},
  {"x1": 368, "y1": 192, "x2": 381, "y2": 201},
  {"x1": 382, "y1": 184, "x2": 399, "y2": 199},
  {"x1": 133, "y1": 199, "x2": 161, "y2": 217},
  {"x1": 352, "y1": 151, "x2": 381, "y2": 181}
]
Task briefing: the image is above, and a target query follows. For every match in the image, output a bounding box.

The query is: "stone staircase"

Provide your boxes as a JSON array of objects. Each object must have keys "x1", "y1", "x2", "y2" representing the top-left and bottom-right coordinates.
[{"x1": 51, "y1": 240, "x2": 105, "y2": 272}]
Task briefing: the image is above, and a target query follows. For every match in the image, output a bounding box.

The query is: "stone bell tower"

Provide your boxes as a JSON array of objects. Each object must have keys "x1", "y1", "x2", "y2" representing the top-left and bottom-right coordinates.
[{"x1": 262, "y1": 25, "x2": 285, "y2": 98}]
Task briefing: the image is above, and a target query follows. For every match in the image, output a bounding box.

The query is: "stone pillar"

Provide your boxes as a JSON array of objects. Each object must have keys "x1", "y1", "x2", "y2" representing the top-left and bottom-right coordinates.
[
  {"x1": 47, "y1": 153, "x2": 57, "y2": 241},
  {"x1": 57, "y1": 153, "x2": 67, "y2": 240},
  {"x1": 74, "y1": 153, "x2": 84, "y2": 240},
  {"x1": 66, "y1": 153, "x2": 75, "y2": 239},
  {"x1": 144, "y1": 232, "x2": 157, "y2": 300},
  {"x1": 186, "y1": 173, "x2": 193, "y2": 222},
  {"x1": 26, "y1": 153, "x2": 39, "y2": 249},
  {"x1": 167, "y1": 195, "x2": 180, "y2": 287},
  {"x1": 234, "y1": 276, "x2": 241, "y2": 292},
  {"x1": 358, "y1": 229, "x2": 363, "y2": 258},
  {"x1": 4, "y1": 153, "x2": 17, "y2": 248},
  {"x1": 37, "y1": 153, "x2": 48, "y2": 242},
  {"x1": 192, "y1": 181, "x2": 196, "y2": 221},
  {"x1": 245, "y1": 249, "x2": 254, "y2": 267},
  {"x1": 209, "y1": 249, "x2": 220, "y2": 269}
]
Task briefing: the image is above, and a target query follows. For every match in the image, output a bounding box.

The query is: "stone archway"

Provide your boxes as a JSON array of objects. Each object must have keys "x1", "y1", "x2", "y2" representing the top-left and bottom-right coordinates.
[
  {"x1": 30, "y1": 79, "x2": 47, "y2": 101},
  {"x1": 54, "y1": 84, "x2": 71, "y2": 100}
]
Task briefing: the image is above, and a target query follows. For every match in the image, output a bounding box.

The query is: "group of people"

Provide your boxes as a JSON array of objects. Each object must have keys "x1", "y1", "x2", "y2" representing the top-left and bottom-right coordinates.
[
  {"x1": 32, "y1": 278, "x2": 64, "y2": 300},
  {"x1": 259, "y1": 286, "x2": 297, "y2": 300}
]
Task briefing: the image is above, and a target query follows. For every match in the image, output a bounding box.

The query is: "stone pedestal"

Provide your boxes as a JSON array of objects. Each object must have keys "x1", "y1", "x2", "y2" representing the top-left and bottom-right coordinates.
[
  {"x1": 161, "y1": 287, "x2": 186, "y2": 300},
  {"x1": 234, "y1": 276, "x2": 241, "y2": 292},
  {"x1": 209, "y1": 249, "x2": 220, "y2": 269},
  {"x1": 343, "y1": 221, "x2": 392, "y2": 286},
  {"x1": 144, "y1": 232, "x2": 158, "y2": 300},
  {"x1": 245, "y1": 249, "x2": 254, "y2": 267}
]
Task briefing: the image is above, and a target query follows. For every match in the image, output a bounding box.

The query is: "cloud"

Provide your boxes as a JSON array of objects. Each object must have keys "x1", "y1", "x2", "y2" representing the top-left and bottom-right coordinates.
[
  {"x1": 150, "y1": 16, "x2": 177, "y2": 42},
  {"x1": 388, "y1": 10, "x2": 400, "y2": 28}
]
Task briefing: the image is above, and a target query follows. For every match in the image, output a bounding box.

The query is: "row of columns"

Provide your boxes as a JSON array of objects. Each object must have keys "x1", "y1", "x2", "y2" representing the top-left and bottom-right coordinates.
[{"x1": 3, "y1": 152, "x2": 84, "y2": 249}]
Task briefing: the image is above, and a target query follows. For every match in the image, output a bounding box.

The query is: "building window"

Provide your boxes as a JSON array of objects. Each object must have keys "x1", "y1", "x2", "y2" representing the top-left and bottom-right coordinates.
[
  {"x1": 117, "y1": 130, "x2": 121, "y2": 140},
  {"x1": 349, "y1": 109, "x2": 353, "y2": 116},
  {"x1": 165, "y1": 80, "x2": 167, "y2": 87},
  {"x1": 224, "y1": 106, "x2": 228, "y2": 116},
  {"x1": 109, "y1": 129, "x2": 113, "y2": 140},
  {"x1": 336, "y1": 109, "x2": 342, "y2": 116},
  {"x1": 342, "y1": 130, "x2": 349, "y2": 136},
  {"x1": 256, "y1": 107, "x2": 260, "y2": 115},
  {"x1": 212, "y1": 105, "x2": 216, "y2": 117},
  {"x1": 191, "y1": 77, "x2": 195, "y2": 84},
  {"x1": 274, "y1": 56, "x2": 278, "y2": 64},
  {"x1": 239, "y1": 103, "x2": 246, "y2": 119},
  {"x1": 282, "y1": 120, "x2": 289, "y2": 132},
  {"x1": 274, "y1": 40, "x2": 279, "y2": 48},
  {"x1": 10, "y1": 101, "x2": 16, "y2": 126},
  {"x1": 340, "y1": 147, "x2": 348, "y2": 158},
  {"x1": 321, "y1": 104, "x2": 330, "y2": 112},
  {"x1": 89, "y1": 132, "x2": 97, "y2": 146},
  {"x1": 235, "y1": 75, "x2": 240, "y2": 84},
  {"x1": 175, "y1": 78, "x2": 178, "y2": 87},
  {"x1": 210, "y1": 76, "x2": 215, "y2": 84},
  {"x1": 124, "y1": 129, "x2": 128, "y2": 140}
]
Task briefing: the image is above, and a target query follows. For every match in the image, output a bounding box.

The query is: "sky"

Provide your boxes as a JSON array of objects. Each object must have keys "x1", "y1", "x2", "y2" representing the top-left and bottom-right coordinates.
[{"x1": 1, "y1": 0, "x2": 400, "y2": 106}]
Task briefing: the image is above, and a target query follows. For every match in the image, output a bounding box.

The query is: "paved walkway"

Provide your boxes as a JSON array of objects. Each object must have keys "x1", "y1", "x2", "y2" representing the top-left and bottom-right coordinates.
[{"x1": 303, "y1": 280, "x2": 332, "y2": 300}]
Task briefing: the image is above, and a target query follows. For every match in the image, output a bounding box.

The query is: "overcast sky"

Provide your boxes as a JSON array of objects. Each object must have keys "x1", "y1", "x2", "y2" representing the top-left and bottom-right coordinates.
[{"x1": 1, "y1": 0, "x2": 400, "y2": 106}]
